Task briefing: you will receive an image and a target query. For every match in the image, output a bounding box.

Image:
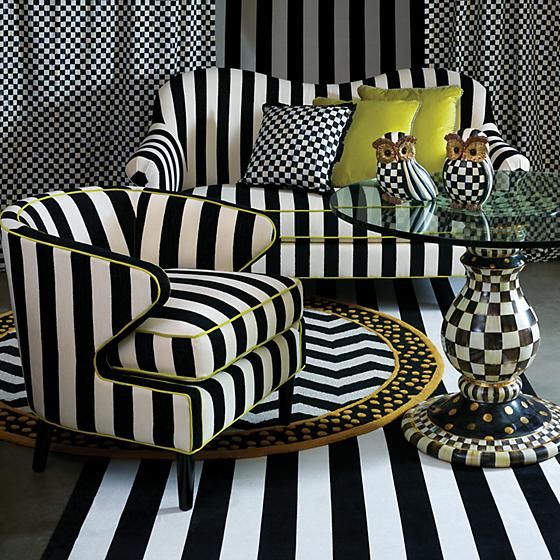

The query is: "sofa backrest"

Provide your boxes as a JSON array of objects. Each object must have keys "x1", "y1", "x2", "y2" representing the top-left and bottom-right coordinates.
[{"x1": 154, "y1": 67, "x2": 493, "y2": 190}]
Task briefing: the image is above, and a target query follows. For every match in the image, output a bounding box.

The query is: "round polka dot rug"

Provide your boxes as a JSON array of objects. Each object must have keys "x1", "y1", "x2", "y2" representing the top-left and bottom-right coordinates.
[{"x1": 0, "y1": 297, "x2": 443, "y2": 459}]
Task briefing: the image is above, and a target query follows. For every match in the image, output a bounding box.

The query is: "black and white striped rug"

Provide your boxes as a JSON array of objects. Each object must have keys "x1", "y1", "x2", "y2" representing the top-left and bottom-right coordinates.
[{"x1": 11, "y1": 279, "x2": 560, "y2": 559}]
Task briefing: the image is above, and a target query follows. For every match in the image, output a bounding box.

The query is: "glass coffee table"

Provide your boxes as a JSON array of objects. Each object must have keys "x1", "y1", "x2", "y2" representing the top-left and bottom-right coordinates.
[{"x1": 331, "y1": 171, "x2": 560, "y2": 467}]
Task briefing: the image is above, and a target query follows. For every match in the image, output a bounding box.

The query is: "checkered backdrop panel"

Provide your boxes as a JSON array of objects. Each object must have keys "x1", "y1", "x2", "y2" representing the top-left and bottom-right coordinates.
[
  {"x1": 425, "y1": 0, "x2": 559, "y2": 172},
  {"x1": 1, "y1": 0, "x2": 215, "y2": 267}
]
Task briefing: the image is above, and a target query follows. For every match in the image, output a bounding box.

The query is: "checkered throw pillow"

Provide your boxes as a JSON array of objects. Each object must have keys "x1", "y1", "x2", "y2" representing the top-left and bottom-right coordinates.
[{"x1": 240, "y1": 103, "x2": 355, "y2": 193}]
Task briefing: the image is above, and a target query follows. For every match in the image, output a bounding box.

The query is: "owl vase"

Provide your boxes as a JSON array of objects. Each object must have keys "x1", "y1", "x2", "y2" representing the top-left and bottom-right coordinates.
[
  {"x1": 372, "y1": 132, "x2": 438, "y2": 204},
  {"x1": 443, "y1": 130, "x2": 494, "y2": 209}
]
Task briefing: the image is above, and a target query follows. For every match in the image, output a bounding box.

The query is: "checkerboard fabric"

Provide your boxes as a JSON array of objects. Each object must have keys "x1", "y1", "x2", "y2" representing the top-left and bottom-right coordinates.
[
  {"x1": 240, "y1": 103, "x2": 355, "y2": 193},
  {"x1": 1, "y1": 0, "x2": 216, "y2": 269},
  {"x1": 425, "y1": 0, "x2": 559, "y2": 173}
]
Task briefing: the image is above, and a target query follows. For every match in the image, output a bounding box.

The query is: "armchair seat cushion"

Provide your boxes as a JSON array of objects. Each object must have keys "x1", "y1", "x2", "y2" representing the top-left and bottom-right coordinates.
[
  {"x1": 110, "y1": 268, "x2": 303, "y2": 381},
  {"x1": 104, "y1": 325, "x2": 303, "y2": 453}
]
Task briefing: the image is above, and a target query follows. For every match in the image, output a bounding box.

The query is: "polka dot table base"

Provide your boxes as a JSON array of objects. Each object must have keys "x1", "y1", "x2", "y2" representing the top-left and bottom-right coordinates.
[
  {"x1": 403, "y1": 396, "x2": 560, "y2": 467},
  {"x1": 403, "y1": 247, "x2": 559, "y2": 467}
]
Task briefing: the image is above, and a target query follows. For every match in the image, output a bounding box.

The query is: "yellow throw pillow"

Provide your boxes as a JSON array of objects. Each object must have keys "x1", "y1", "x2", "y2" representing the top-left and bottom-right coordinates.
[
  {"x1": 357, "y1": 85, "x2": 462, "y2": 173},
  {"x1": 313, "y1": 97, "x2": 420, "y2": 187}
]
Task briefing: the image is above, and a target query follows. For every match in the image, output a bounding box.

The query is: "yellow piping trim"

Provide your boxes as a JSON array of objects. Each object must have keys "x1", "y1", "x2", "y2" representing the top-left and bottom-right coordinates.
[
  {"x1": 244, "y1": 208, "x2": 334, "y2": 213},
  {"x1": 214, "y1": 206, "x2": 418, "y2": 213},
  {"x1": 284, "y1": 274, "x2": 465, "y2": 280},
  {"x1": 136, "y1": 280, "x2": 301, "y2": 339},
  {"x1": 92, "y1": 322, "x2": 305, "y2": 454},
  {"x1": 334, "y1": 204, "x2": 421, "y2": 209},
  {"x1": 2, "y1": 188, "x2": 304, "y2": 454},
  {"x1": 279, "y1": 235, "x2": 406, "y2": 241},
  {"x1": 32, "y1": 365, "x2": 304, "y2": 457},
  {"x1": 0, "y1": 228, "x2": 181, "y2": 443},
  {"x1": 1, "y1": 200, "x2": 182, "y2": 445},
  {"x1": 200, "y1": 301, "x2": 444, "y2": 459},
  {"x1": 111, "y1": 322, "x2": 302, "y2": 383},
  {"x1": 24, "y1": 304, "x2": 445, "y2": 460},
  {"x1": 0, "y1": 229, "x2": 166, "y2": 303}
]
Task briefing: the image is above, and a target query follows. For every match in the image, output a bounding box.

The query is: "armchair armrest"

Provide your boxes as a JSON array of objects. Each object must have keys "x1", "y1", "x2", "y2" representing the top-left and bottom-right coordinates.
[
  {"x1": 136, "y1": 192, "x2": 278, "y2": 272},
  {"x1": 480, "y1": 123, "x2": 531, "y2": 171},
  {"x1": 1, "y1": 222, "x2": 171, "y2": 350},
  {"x1": 126, "y1": 123, "x2": 187, "y2": 192}
]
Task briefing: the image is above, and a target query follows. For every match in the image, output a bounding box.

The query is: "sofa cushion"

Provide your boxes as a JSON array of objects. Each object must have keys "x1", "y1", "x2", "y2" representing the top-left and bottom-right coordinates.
[
  {"x1": 358, "y1": 85, "x2": 462, "y2": 173},
  {"x1": 191, "y1": 183, "x2": 388, "y2": 243},
  {"x1": 240, "y1": 103, "x2": 355, "y2": 193},
  {"x1": 313, "y1": 97, "x2": 420, "y2": 186},
  {"x1": 110, "y1": 269, "x2": 303, "y2": 381}
]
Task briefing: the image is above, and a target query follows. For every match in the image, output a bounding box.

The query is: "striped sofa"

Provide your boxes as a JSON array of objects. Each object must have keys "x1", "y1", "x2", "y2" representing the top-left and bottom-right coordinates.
[
  {"x1": 126, "y1": 67, "x2": 530, "y2": 279},
  {"x1": 0, "y1": 187, "x2": 304, "y2": 510}
]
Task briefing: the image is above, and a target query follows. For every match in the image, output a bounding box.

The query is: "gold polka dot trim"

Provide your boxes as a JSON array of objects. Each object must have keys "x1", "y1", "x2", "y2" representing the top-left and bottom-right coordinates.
[{"x1": 0, "y1": 300, "x2": 444, "y2": 458}]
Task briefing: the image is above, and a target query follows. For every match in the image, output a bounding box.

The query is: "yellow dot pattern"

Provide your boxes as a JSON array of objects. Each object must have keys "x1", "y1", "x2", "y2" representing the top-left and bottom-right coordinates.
[
  {"x1": 0, "y1": 313, "x2": 16, "y2": 340},
  {"x1": 0, "y1": 301, "x2": 443, "y2": 459}
]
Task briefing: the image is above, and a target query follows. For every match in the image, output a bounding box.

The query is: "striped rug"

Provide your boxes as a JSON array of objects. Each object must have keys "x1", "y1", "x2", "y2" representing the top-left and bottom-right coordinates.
[{"x1": 35, "y1": 279, "x2": 560, "y2": 558}]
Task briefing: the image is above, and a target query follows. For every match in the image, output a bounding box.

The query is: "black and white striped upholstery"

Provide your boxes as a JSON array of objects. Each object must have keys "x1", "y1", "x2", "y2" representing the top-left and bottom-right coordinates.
[
  {"x1": 111, "y1": 269, "x2": 303, "y2": 380},
  {"x1": 0, "y1": 187, "x2": 304, "y2": 454},
  {"x1": 126, "y1": 67, "x2": 530, "y2": 278}
]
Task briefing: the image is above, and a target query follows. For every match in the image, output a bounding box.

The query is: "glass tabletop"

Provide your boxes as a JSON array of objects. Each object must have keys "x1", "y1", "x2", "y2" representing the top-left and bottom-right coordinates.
[{"x1": 330, "y1": 171, "x2": 560, "y2": 248}]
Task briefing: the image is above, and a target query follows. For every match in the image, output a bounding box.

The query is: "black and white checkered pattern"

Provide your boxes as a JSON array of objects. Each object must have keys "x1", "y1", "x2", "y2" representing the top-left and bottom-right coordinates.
[
  {"x1": 377, "y1": 162, "x2": 407, "y2": 194},
  {"x1": 442, "y1": 157, "x2": 494, "y2": 207},
  {"x1": 442, "y1": 249, "x2": 540, "y2": 383},
  {"x1": 425, "y1": 1, "x2": 559, "y2": 172},
  {"x1": 240, "y1": 104, "x2": 355, "y2": 193},
  {"x1": 1, "y1": 0, "x2": 215, "y2": 269},
  {"x1": 376, "y1": 158, "x2": 438, "y2": 203}
]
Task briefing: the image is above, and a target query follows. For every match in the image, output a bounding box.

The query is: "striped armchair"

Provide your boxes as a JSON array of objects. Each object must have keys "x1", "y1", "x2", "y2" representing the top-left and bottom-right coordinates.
[
  {"x1": 0, "y1": 187, "x2": 304, "y2": 510},
  {"x1": 127, "y1": 67, "x2": 530, "y2": 279}
]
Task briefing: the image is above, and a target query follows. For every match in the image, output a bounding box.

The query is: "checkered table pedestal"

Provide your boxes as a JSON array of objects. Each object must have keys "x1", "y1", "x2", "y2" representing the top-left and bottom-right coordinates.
[{"x1": 403, "y1": 247, "x2": 560, "y2": 467}]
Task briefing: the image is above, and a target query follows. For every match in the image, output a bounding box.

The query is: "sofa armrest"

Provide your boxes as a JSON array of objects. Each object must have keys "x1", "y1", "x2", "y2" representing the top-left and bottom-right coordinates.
[
  {"x1": 126, "y1": 124, "x2": 187, "y2": 192},
  {"x1": 480, "y1": 123, "x2": 531, "y2": 171}
]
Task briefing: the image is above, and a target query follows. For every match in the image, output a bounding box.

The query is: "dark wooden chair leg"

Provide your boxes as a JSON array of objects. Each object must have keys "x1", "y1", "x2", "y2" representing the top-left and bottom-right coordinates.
[
  {"x1": 33, "y1": 419, "x2": 53, "y2": 472},
  {"x1": 278, "y1": 377, "x2": 295, "y2": 425},
  {"x1": 177, "y1": 453, "x2": 195, "y2": 511}
]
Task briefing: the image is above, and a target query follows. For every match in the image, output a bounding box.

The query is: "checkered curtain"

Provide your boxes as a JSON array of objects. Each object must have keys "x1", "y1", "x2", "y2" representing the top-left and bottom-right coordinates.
[
  {"x1": 425, "y1": 0, "x2": 559, "y2": 172},
  {"x1": 2, "y1": 0, "x2": 215, "y2": 208}
]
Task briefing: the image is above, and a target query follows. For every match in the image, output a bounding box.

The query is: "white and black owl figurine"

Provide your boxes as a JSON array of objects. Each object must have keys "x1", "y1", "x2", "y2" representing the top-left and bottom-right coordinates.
[
  {"x1": 372, "y1": 132, "x2": 438, "y2": 204},
  {"x1": 443, "y1": 130, "x2": 494, "y2": 210}
]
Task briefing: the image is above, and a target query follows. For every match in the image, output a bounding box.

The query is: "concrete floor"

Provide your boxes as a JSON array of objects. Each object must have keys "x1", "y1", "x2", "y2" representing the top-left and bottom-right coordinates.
[{"x1": 0, "y1": 264, "x2": 559, "y2": 559}]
